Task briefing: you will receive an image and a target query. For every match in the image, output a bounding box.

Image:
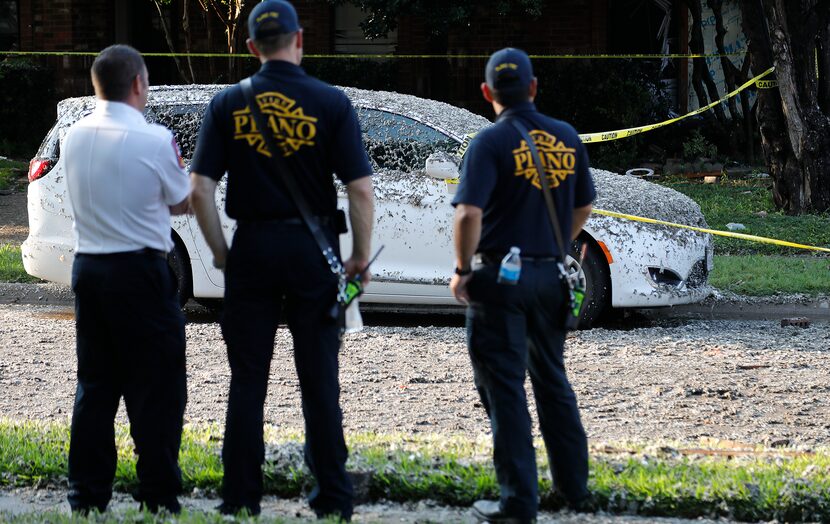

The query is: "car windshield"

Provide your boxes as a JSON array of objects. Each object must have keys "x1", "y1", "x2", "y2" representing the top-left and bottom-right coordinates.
[{"x1": 357, "y1": 109, "x2": 460, "y2": 173}]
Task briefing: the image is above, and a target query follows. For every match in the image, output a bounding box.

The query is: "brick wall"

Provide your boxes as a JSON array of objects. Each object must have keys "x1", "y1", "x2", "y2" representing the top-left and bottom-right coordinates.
[
  {"x1": 396, "y1": 0, "x2": 608, "y2": 114},
  {"x1": 16, "y1": 0, "x2": 608, "y2": 109},
  {"x1": 18, "y1": 0, "x2": 112, "y2": 98},
  {"x1": 294, "y1": 0, "x2": 334, "y2": 53}
]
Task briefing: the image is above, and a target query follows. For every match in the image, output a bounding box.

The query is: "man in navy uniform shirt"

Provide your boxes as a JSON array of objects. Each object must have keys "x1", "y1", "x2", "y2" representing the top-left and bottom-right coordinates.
[
  {"x1": 450, "y1": 48, "x2": 595, "y2": 523},
  {"x1": 189, "y1": 1, "x2": 374, "y2": 519}
]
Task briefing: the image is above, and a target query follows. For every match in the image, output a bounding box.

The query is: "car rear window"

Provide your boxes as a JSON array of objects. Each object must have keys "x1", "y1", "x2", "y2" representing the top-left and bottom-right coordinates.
[
  {"x1": 357, "y1": 109, "x2": 460, "y2": 173},
  {"x1": 147, "y1": 104, "x2": 206, "y2": 162},
  {"x1": 35, "y1": 123, "x2": 61, "y2": 159}
]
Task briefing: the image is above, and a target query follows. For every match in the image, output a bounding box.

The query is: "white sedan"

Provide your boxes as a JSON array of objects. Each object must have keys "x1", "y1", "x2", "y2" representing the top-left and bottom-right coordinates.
[{"x1": 23, "y1": 85, "x2": 712, "y2": 326}]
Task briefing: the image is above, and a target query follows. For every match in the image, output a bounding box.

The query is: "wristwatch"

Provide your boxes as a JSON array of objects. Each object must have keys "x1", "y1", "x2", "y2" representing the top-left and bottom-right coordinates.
[{"x1": 454, "y1": 266, "x2": 472, "y2": 276}]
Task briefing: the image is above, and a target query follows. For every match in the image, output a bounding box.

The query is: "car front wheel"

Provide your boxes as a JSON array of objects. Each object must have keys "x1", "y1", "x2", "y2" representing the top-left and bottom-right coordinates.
[{"x1": 565, "y1": 240, "x2": 611, "y2": 329}]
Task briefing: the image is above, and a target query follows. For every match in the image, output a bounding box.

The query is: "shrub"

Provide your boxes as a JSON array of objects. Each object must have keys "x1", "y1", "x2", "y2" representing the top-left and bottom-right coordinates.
[
  {"x1": 303, "y1": 58, "x2": 398, "y2": 92},
  {"x1": 533, "y1": 59, "x2": 672, "y2": 172},
  {"x1": 0, "y1": 59, "x2": 56, "y2": 159}
]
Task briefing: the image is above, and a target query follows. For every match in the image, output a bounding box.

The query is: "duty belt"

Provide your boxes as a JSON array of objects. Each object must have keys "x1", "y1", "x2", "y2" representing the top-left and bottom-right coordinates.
[{"x1": 474, "y1": 252, "x2": 558, "y2": 266}]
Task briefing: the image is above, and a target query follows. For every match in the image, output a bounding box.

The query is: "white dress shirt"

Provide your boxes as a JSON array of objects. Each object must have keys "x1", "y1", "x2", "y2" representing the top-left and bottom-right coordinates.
[{"x1": 64, "y1": 100, "x2": 189, "y2": 254}]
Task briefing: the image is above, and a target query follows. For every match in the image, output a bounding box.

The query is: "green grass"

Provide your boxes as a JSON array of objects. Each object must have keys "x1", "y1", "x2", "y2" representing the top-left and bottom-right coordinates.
[
  {"x1": 0, "y1": 158, "x2": 27, "y2": 191},
  {"x1": 4, "y1": 421, "x2": 830, "y2": 522},
  {"x1": 711, "y1": 255, "x2": 830, "y2": 296},
  {"x1": 0, "y1": 244, "x2": 37, "y2": 283},
  {"x1": 658, "y1": 177, "x2": 830, "y2": 256}
]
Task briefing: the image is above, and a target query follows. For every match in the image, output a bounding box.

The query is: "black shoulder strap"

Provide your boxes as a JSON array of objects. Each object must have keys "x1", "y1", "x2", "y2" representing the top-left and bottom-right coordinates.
[
  {"x1": 507, "y1": 117, "x2": 569, "y2": 264},
  {"x1": 240, "y1": 77, "x2": 346, "y2": 292}
]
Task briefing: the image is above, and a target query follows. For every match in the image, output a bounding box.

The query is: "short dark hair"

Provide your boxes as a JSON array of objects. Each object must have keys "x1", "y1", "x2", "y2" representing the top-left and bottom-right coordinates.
[
  {"x1": 91, "y1": 45, "x2": 145, "y2": 101},
  {"x1": 491, "y1": 86, "x2": 531, "y2": 108},
  {"x1": 253, "y1": 21, "x2": 296, "y2": 55}
]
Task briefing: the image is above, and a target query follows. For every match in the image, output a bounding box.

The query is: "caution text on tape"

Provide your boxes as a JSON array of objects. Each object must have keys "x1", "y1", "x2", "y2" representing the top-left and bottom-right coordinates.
[{"x1": 756, "y1": 79, "x2": 779, "y2": 89}]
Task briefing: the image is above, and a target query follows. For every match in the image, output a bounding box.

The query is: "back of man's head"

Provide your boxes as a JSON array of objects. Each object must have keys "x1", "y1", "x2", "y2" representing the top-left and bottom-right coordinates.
[
  {"x1": 248, "y1": 0, "x2": 301, "y2": 55},
  {"x1": 485, "y1": 47, "x2": 534, "y2": 107},
  {"x1": 91, "y1": 45, "x2": 145, "y2": 102}
]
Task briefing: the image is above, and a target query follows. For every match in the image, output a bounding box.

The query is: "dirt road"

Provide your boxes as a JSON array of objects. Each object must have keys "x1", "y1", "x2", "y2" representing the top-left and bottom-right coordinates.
[{"x1": 1, "y1": 302, "x2": 829, "y2": 445}]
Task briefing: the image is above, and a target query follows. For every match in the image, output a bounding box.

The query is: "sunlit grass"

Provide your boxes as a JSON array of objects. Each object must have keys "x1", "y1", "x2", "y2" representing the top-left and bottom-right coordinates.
[
  {"x1": 712, "y1": 255, "x2": 830, "y2": 296},
  {"x1": 3, "y1": 420, "x2": 830, "y2": 521},
  {"x1": 659, "y1": 178, "x2": 830, "y2": 256},
  {"x1": 0, "y1": 244, "x2": 37, "y2": 283},
  {"x1": 0, "y1": 158, "x2": 27, "y2": 191}
]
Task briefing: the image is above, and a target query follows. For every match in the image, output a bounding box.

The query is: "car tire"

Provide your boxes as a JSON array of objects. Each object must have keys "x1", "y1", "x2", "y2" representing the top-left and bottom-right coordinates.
[
  {"x1": 195, "y1": 298, "x2": 223, "y2": 313},
  {"x1": 568, "y1": 239, "x2": 611, "y2": 329},
  {"x1": 167, "y1": 235, "x2": 192, "y2": 309}
]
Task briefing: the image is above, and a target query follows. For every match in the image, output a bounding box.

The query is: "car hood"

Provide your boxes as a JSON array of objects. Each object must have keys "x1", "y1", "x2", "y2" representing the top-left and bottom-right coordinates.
[{"x1": 592, "y1": 169, "x2": 708, "y2": 228}]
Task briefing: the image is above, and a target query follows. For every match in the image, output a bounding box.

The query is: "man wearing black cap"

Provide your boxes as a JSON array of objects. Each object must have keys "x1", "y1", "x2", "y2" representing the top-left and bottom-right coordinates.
[
  {"x1": 189, "y1": 0, "x2": 374, "y2": 519},
  {"x1": 450, "y1": 48, "x2": 595, "y2": 523}
]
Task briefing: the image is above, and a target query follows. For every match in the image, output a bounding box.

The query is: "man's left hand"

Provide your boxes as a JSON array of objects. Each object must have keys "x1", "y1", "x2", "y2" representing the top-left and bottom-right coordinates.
[
  {"x1": 344, "y1": 257, "x2": 371, "y2": 284},
  {"x1": 450, "y1": 273, "x2": 472, "y2": 304}
]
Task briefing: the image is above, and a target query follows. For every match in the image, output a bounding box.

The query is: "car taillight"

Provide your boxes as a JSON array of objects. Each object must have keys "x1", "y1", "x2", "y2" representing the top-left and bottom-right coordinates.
[{"x1": 28, "y1": 158, "x2": 53, "y2": 182}]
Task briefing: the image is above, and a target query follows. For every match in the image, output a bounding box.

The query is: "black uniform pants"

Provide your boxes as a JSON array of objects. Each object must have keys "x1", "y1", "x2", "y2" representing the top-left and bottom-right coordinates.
[
  {"x1": 466, "y1": 260, "x2": 589, "y2": 520},
  {"x1": 220, "y1": 222, "x2": 353, "y2": 518},
  {"x1": 68, "y1": 252, "x2": 187, "y2": 512}
]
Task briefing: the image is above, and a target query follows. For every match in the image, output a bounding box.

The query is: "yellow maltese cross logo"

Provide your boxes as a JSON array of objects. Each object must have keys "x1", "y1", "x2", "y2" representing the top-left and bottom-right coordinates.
[
  {"x1": 232, "y1": 91, "x2": 318, "y2": 158},
  {"x1": 512, "y1": 130, "x2": 576, "y2": 189}
]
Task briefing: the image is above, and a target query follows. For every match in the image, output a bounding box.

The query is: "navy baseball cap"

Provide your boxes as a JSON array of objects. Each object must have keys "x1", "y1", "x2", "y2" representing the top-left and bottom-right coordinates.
[
  {"x1": 248, "y1": 0, "x2": 300, "y2": 40},
  {"x1": 485, "y1": 48, "x2": 534, "y2": 93}
]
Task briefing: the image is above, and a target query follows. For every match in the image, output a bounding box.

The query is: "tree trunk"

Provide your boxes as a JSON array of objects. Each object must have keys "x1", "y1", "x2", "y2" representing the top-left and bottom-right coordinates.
[
  {"x1": 152, "y1": 0, "x2": 193, "y2": 83},
  {"x1": 182, "y1": 0, "x2": 197, "y2": 83},
  {"x1": 740, "y1": 0, "x2": 830, "y2": 213}
]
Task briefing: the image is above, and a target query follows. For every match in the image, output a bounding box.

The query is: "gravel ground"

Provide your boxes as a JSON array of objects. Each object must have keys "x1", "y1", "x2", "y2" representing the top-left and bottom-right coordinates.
[
  {"x1": 0, "y1": 192, "x2": 27, "y2": 246},
  {"x1": 1, "y1": 303, "x2": 829, "y2": 446},
  {"x1": 0, "y1": 488, "x2": 738, "y2": 524}
]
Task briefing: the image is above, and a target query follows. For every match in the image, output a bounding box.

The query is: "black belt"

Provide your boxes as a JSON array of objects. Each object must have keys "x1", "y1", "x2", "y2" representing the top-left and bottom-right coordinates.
[
  {"x1": 78, "y1": 248, "x2": 168, "y2": 260},
  {"x1": 237, "y1": 216, "x2": 333, "y2": 227},
  {"x1": 475, "y1": 252, "x2": 559, "y2": 266}
]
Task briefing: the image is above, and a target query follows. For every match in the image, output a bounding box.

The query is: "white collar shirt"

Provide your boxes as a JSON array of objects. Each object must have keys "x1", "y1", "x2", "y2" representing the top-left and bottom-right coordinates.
[{"x1": 64, "y1": 100, "x2": 190, "y2": 254}]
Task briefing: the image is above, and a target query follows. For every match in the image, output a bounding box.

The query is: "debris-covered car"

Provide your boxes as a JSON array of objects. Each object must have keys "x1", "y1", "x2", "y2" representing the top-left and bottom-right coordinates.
[{"x1": 23, "y1": 85, "x2": 712, "y2": 326}]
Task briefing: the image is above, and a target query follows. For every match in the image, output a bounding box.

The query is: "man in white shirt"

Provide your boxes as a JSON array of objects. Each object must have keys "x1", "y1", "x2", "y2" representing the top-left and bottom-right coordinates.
[{"x1": 63, "y1": 44, "x2": 190, "y2": 515}]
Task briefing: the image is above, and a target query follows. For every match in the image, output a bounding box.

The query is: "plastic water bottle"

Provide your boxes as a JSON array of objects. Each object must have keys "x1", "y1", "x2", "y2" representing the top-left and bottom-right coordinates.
[{"x1": 497, "y1": 247, "x2": 521, "y2": 285}]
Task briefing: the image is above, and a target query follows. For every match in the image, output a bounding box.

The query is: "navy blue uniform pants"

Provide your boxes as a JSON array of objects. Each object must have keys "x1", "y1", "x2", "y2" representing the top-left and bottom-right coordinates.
[
  {"x1": 466, "y1": 260, "x2": 589, "y2": 520},
  {"x1": 220, "y1": 222, "x2": 353, "y2": 518},
  {"x1": 68, "y1": 252, "x2": 187, "y2": 512}
]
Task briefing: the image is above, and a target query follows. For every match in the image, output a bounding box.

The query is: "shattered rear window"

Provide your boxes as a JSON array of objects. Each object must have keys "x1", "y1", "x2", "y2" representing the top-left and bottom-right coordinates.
[
  {"x1": 147, "y1": 104, "x2": 206, "y2": 161},
  {"x1": 358, "y1": 109, "x2": 460, "y2": 173}
]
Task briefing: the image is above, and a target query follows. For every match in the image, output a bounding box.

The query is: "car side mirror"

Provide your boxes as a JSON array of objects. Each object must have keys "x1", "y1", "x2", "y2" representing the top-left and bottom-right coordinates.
[{"x1": 425, "y1": 152, "x2": 459, "y2": 180}]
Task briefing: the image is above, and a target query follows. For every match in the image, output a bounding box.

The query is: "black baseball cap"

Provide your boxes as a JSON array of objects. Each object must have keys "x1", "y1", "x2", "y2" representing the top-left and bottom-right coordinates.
[
  {"x1": 248, "y1": 0, "x2": 300, "y2": 40},
  {"x1": 485, "y1": 47, "x2": 534, "y2": 93}
]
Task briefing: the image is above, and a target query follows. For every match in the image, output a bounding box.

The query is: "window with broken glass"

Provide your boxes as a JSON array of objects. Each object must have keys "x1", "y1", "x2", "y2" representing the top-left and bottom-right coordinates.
[
  {"x1": 147, "y1": 104, "x2": 206, "y2": 161},
  {"x1": 357, "y1": 109, "x2": 460, "y2": 173}
]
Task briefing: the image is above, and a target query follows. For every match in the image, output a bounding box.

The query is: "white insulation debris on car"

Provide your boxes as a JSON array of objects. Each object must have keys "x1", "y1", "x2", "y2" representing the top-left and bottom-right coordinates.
[{"x1": 56, "y1": 84, "x2": 708, "y2": 237}]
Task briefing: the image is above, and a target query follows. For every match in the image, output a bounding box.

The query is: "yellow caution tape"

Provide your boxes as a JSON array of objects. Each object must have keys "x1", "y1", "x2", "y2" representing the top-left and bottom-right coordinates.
[
  {"x1": 579, "y1": 67, "x2": 775, "y2": 144},
  {"x1": 756, "y1": 79, "x2": 779, "y2": 89},
  {"x1": 593, "y1": 208, "x2": 830, "y2": 253},
  {"x1": 0, "y1": 50, "x2": 748, "y2": 59}
]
